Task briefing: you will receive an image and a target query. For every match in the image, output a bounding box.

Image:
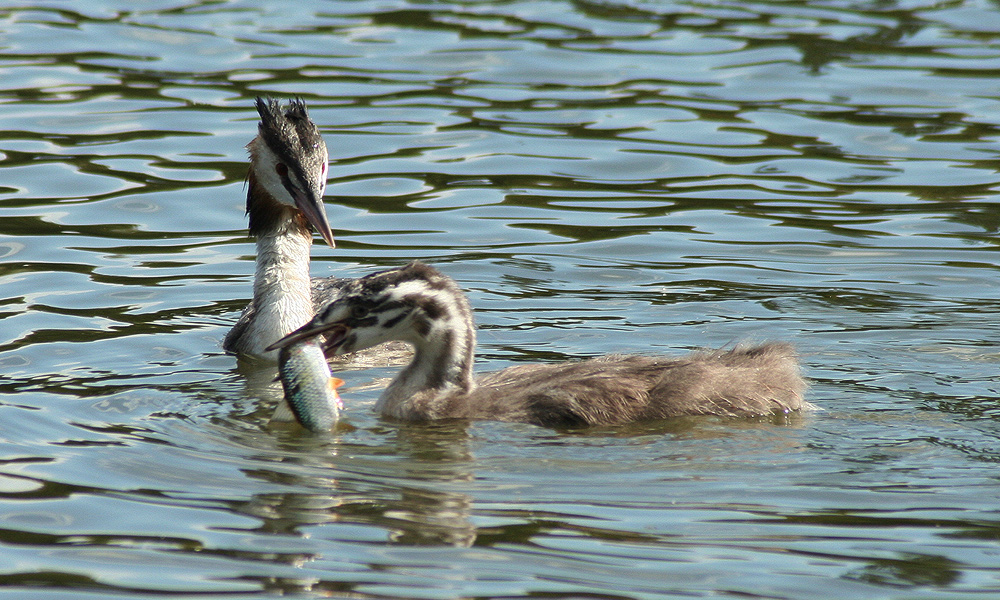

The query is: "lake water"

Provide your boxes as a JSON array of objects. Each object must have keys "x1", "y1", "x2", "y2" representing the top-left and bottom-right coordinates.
[{"x1": 2, "y1": 0, "x2": 1000, "y2": 598}]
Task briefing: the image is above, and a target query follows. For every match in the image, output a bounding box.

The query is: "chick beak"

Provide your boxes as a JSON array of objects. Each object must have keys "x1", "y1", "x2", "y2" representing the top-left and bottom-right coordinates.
[{"x1": 266, "y1": 321, "x2": 347, "y2": 353}]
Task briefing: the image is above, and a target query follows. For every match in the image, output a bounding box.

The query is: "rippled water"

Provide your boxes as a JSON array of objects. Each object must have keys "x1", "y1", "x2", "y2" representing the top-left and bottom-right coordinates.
[{"x1": 2, "y1": 0, "x2": 1000, "y2": 598}]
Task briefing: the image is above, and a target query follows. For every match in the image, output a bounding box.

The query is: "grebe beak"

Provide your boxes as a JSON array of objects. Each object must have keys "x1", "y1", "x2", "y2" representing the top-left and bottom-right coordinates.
[
  {"x1": 293, "y1": 187, "x2": 336, "y2": 248},
  {"x1": 266, "y1": 319, "x2": 348, "y2": 353}
]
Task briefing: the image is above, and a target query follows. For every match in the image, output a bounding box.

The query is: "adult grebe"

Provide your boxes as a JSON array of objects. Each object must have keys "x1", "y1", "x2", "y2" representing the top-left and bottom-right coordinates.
[
  {"x1": 224, "y1": 97, "x2": 409, "y2": 366},
  {"x1": 268, "y1": 262, "x2": 809, "y2": 427},
  {"x1": 224, "y1": 97, "x2": 336, "y2": 359}
]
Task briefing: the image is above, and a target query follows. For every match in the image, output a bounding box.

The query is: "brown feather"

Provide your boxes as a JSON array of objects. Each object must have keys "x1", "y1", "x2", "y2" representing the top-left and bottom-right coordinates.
[{"x1": 399, "y1": 344, "x2": 805, "y2": 426}]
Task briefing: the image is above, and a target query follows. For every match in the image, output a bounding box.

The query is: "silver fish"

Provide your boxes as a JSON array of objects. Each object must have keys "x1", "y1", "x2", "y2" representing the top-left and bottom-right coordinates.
[{"x1": 278, "y1": 339, "x2": 344, "y2": 432}]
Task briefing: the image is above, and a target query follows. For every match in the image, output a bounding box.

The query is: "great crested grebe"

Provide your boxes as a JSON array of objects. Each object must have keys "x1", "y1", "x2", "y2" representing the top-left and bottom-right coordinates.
[
  {"x1": 224, "y1": 97, "x2": 411, "y2": 366},
  {"x1": 224, "y1": 97, "x2": 336, "y2": 359},
  {"x1": 268, "y1": 261, "x2": 809, "y2": 428}
]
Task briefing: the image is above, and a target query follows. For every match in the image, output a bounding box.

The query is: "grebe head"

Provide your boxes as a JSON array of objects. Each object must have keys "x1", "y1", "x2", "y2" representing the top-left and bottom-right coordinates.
[
  {"x1": 267, "y1": 261, "x2": 474, "y2": 356},
  {"x1": 247, "y1": 96, "x2": 335, "y2": 247}
]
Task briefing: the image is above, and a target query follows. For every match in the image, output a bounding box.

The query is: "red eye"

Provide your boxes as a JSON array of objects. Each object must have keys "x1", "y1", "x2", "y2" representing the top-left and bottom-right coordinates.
[{"x1": 275, "y1": 163, "x2": 288, "y2": 177}]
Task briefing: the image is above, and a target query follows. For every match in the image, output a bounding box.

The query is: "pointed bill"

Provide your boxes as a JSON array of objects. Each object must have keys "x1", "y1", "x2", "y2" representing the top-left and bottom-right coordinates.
[
  {"x1": 293, "y1": 187, "x2": 336, "y2": 248},
  {"x1": 266, "y1": 321, "x2": 346, "y2": 353}
]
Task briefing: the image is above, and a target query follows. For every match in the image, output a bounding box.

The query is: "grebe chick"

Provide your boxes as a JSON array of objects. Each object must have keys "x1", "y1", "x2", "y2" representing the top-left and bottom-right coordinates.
[
  {"x1": 268, "y1": 262, "x2": 809, "y2": 428},
  {"x1": 223, "y1": 97, "x2": 407, "y2": 364}
]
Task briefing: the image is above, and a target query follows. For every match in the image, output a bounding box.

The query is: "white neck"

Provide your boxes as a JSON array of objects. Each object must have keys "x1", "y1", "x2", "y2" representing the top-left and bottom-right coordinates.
[
  {"x1": 375, "y1": 294, "x2": 476, "y2": 420},
  {"x1": 242, "y1": 216, "x2": 314, "y2": 359}
]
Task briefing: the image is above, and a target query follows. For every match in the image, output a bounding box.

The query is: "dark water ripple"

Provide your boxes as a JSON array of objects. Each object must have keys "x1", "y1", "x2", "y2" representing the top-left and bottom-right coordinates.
[{"x1": 1, "y1": 0, "x2": 1000, "y2": 598}]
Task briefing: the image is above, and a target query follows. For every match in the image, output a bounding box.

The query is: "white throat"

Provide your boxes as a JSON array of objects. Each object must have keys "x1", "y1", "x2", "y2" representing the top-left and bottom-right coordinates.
[
  {"x1": 373, "y1": 287, "x2": 477, "y2": 418},
  {"x1": 243, "y1": 221, "x2": 314, "y2": 359}
]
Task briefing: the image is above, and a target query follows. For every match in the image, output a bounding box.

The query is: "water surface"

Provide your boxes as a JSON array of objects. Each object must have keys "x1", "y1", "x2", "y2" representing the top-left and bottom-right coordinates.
[{"x1": 2, "y1": 1, "x2": 1000, "y2": 598}]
